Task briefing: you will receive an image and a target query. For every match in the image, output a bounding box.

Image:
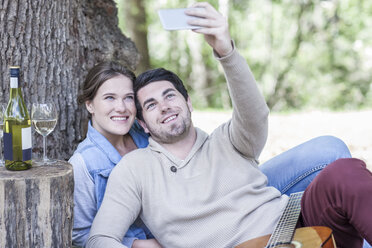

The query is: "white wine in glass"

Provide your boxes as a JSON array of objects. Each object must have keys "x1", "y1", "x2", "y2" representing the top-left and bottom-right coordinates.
[{"x1": 31, "y1": 103, "x2": 58, "y2": 163}]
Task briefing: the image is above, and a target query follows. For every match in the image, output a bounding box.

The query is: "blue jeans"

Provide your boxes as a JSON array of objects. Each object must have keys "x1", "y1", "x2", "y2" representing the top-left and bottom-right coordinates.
[
  {"x1": 260, "y1": 135, "x2": 351, "y2": 195},
  {"x1": 259, "y1": 135, "x2": 372, "y2": 248}
]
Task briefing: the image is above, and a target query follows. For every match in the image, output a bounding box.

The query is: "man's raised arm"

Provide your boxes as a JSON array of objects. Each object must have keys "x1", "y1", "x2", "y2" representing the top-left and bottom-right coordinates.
[{"x1": 186, "y1": 2, "x2": 269, "y2": 160}]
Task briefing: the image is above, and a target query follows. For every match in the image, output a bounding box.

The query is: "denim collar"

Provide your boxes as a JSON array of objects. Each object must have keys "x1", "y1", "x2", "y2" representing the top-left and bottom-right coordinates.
[{"x1": 87, "y1": 120, "x2": 149, "y2": 165}]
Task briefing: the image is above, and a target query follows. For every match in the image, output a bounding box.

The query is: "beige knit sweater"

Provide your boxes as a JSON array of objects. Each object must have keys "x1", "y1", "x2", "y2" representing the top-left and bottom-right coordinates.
[{"x1": 87, "y1": 48, "x2": 289, "y2": 248}]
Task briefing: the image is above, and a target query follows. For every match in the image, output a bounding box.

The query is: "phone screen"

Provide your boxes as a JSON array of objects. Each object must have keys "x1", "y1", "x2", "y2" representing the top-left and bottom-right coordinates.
[{"x1": 158, "y1": 8, "x2": 202, "y2": 30}]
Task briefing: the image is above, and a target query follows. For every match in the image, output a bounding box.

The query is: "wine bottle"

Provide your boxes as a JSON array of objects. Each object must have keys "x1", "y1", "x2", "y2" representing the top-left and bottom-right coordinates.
[{"x1": 4, "y1": 66, "x2": 32, "y2": 170}]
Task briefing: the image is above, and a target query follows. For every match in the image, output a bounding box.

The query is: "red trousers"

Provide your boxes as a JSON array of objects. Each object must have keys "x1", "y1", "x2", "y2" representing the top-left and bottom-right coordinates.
[{"x1": 300, "y1": 158, "x2": 372, "y2": 248}]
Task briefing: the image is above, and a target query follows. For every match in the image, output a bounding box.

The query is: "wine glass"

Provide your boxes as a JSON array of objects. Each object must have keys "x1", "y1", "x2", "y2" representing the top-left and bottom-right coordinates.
[
  {"x1": 0, "y1": 103, "x2": 6, "y2": 166},
  {"x1": 31, "y1": 103, "x2": 58, "y2": 164}
]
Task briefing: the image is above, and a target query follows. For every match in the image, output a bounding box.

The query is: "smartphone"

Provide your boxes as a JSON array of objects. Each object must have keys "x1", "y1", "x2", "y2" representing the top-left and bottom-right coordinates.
[{"x1": 158, "y1": 8, "x2": 202, "y2": 30}]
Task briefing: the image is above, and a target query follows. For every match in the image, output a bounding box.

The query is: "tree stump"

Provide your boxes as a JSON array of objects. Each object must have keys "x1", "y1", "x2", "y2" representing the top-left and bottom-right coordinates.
[{"x1": 0, "y1": 161, "x2": 74, "y2": 248}]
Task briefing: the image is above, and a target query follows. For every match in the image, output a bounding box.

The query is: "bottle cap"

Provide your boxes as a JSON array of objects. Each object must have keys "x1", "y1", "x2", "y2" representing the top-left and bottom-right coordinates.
[{"x1": 10, "y1": 66, "x2": 20, "y2": 77}]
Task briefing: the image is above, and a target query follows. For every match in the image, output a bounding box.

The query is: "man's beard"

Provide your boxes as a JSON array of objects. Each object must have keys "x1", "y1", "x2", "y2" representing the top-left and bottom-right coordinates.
[{"x1": 147, "y1": 108, "x2": 192, "y2": 144}]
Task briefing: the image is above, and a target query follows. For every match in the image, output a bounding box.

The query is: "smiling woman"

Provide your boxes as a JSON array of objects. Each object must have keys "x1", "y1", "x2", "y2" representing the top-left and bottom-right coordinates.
[
  {"x1": 85, "y1": 74, "x2": 136, "y2": 144},
  {"x1": 68, "y1": 61, "x2": 161, "y2": 248}
]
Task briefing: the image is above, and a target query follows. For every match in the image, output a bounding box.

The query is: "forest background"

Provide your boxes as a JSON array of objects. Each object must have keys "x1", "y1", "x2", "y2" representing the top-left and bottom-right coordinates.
[
  {"x1": 117, "y1": 0, "x2": 372, "y2": 111},
  {"x1": 116, "y1": 0, "x2": 372, "y2": 169}
]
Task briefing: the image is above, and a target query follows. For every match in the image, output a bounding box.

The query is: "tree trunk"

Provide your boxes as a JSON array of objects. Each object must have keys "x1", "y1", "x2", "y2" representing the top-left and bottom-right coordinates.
[
  {"x1": 122, "y1": 0, "x2": 151, "y2": 73},
  {"x1": 0, "y1": 161, "x2": 74, "y2": 247},
  {"x1": 0, "y1": 0, "x2": 140, "y2": 160}
]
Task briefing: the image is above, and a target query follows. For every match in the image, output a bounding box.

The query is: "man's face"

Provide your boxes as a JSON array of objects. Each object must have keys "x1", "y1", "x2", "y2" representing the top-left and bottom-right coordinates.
[{"x1": 137, "y1": 80, "x2": 193, "y2": 144}]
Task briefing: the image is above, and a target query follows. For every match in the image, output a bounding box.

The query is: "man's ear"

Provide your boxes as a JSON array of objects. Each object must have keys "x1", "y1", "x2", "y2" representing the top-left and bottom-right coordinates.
[
  {"x1": 138, "y1": 119, "x2": 150, "y2": 133},
  {"x1": 85, "y1": 101, "x2": 94, "y2": 114},
  {"x1": 187, "y1": 96, "x2": 193, "y2": 112}
]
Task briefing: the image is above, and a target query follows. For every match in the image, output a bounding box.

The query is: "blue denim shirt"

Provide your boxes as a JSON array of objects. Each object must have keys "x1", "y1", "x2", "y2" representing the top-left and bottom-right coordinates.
[{"x1": 69, "y1": 121, "x2": 151, "y2": 247}]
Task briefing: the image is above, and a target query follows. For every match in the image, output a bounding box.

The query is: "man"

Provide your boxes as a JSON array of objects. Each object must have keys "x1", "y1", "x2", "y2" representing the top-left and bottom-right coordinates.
[{"x1": 87, "y1": 2, "x2": 372, "y2": 248}]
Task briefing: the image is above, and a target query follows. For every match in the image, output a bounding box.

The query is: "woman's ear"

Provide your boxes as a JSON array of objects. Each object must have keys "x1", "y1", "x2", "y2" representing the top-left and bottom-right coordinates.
[{"x1": 85, "y1": 101, "x2": 94, "y2": 114}]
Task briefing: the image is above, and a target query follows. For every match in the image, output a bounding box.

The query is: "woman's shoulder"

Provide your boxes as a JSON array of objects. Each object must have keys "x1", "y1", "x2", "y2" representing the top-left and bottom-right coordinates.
[
  {"x1": 70, "y1": 138, "x2": 114, "y2": 172},
  {"x1": 68, "y1": 152, "x2": 94, "y2": 181},
  {"x1": 73, "y1": 140, "x2": 101, "y2": 160},
  {"x1": 73, "y1": 136, "x2": 97, "y2": 153},
  {"x1": 69, "y1": 151, "x2": 85, "y2": 168}
]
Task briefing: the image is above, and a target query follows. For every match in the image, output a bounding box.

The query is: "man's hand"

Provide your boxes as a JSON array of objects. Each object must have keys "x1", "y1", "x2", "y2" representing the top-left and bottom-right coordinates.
[
  {"x1": 132, "y1": 239, "x2": 162, "y2": 248},
  {"x1": 185, "y1": 2, "x2": 232, "y2": 57}
]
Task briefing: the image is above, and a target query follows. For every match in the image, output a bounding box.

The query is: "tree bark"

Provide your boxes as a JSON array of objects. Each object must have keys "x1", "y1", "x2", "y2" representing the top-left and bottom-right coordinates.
[
  {"x1": 0, "y1": 161, "x2": 74, "y2": 248},
  {"x1": 0, "y1": 0, "x2": 140, "y2": 160}
]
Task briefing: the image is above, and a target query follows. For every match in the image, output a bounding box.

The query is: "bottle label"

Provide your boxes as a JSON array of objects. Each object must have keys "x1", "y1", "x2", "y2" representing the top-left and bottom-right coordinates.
[
  {"x1": 22, "y1": 126, "x2": 32, "y2": 160},
  {"x1": 4, "y1": 132, "x2": 13, "y2": 160},
  {"x1": 22, "y1": 127, "x2": 32, "y2": 150},
  {"x1": 10, "y1": 77, "x2": 18, "y2": 88},
  {"x1": 3, "y1": 127, "x2": 32, "y2": 161}
]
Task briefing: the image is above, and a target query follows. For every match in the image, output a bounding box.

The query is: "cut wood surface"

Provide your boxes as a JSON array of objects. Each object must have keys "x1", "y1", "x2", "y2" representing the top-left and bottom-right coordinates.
[{"x1": 0, "y1": 161, "x2": 74, "y2": 248}]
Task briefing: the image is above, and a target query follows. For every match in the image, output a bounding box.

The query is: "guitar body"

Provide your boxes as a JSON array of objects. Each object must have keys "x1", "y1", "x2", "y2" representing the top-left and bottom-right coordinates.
[{"x1": 235, "y1": 226, "x2": 336, "y2": 248}]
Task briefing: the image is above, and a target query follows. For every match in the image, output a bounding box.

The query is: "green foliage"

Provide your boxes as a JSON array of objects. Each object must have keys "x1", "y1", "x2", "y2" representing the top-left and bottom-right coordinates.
[
  {"x1": 117, "y1": 0, "x2": 372, "y2": 111},
  {"x1": 229, "y1": 0, "x2": 372, "y2": 111}
]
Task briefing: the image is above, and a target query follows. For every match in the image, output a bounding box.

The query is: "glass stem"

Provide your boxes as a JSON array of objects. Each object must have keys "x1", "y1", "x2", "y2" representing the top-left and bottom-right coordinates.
[{"x1": 43, "y1": 135, "x2": 47, "y2": 162}]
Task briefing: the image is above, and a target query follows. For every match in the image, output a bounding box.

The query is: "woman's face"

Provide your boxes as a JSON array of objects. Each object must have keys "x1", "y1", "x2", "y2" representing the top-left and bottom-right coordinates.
[{"x1": 86, "y1": 74, "x2": 136, "y2": 140}]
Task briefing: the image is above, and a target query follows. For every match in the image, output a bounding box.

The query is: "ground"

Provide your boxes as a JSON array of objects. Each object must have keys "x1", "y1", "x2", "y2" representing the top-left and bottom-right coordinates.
[{"x1": 192, "y1": 109, "x2": 372, "y2": 171}]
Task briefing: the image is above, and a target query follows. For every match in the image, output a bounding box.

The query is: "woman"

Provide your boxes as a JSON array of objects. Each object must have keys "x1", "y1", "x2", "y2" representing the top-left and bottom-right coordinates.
[
  {"x1": 69, "y1": 61, "x2": 160, "y2": 248},
  {"x1": 70, "y1": 61, "x2": 354, "y2": 248}
]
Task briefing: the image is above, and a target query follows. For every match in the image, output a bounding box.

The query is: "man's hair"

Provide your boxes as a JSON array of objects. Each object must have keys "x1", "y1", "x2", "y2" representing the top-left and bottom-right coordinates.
[{"x1": 134, "y1": 68, "x2": 189, "y2": 121}]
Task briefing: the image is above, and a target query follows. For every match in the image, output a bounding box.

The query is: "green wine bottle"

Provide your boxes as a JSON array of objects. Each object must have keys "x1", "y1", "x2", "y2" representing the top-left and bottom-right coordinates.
[{"x1": 4, "y1": 66, "x2": 32, "y2": 170}]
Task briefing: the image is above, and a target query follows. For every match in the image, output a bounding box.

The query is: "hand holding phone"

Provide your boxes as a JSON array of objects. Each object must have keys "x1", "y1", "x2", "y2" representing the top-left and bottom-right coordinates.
[{"x1": 158, "y1": 8, "x2": 202, "y2": 30}]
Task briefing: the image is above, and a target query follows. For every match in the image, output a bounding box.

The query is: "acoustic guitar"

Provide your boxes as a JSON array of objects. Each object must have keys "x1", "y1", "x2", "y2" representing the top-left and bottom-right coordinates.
[{"x1": 235, "y1": 192, "x2": 336, "y2": 248}]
